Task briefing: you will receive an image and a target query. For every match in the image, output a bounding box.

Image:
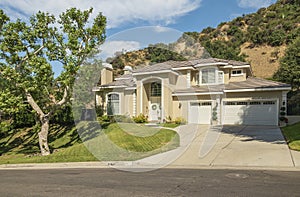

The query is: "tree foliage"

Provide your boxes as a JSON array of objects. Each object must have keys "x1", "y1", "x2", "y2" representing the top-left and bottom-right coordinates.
[
  {"x1": 193, "y1": 0, "x2": 300, "y2": 61},
  {"x1": 274, "y1": 37, "x2": 300, "y2": 90},
  {"x1": 0, "y1": 8, "x2": 106, "y2": 155}
]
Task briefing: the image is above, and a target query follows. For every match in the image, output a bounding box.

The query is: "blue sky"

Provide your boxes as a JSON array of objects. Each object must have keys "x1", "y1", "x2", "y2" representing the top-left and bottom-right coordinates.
[
  {"x1": 0, "y1": 0, "x2": 277, "y2": 36},
  {"x1": 0, "y1": 0, "x2": 277, "y2": 75}
]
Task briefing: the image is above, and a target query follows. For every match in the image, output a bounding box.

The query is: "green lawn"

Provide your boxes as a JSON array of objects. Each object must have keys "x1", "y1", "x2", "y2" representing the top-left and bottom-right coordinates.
[
  {"x1": 281, "y1": 122, "x2": 300, "y2": 151},
  {"x1": 160, "y1": 123, "x2": 181, "y2": 128},
  {"x1": 0, "y1": 122, "x2": 179, "y2": 164}
]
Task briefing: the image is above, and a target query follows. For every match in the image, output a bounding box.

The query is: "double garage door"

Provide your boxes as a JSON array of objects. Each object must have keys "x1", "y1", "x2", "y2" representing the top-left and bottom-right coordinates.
[
  {"x1": 222, "y1": 100, "x2": 278, "y2": 125},
  {"x1": 188, "y1": 100, "x2": 278, "y2": 125}
]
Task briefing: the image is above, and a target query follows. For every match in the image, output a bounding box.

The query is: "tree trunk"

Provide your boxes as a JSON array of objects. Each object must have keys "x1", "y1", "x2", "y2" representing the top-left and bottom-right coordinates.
[
  {"x1": 25, "y1": 90, "x2": 52, "y2": 156},
  {"x1": 38, "y1": 116, "x2": 51, "y2": 156},
  {"x1": 25, "y1": 87, "x2": 68, "y2": 156}
]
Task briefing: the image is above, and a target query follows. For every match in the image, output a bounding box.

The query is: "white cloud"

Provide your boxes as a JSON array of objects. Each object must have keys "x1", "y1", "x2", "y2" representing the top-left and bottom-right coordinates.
[
  {"x1": 237, "y1": 0, "x2": 276, "y2": 9},
  {"x1": 153, "y1": 26, "x2": 172, "y2": 33},
  {"x1": 99, "y1": 40, "x2": 141, "y2": 59},
  {"x1": 0, "y1": 0, "x2": 202, "y2": 28}
]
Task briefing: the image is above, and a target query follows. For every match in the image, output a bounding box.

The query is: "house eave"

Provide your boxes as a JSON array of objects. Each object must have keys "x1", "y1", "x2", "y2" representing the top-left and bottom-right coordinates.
[
  {"x1": 125, "y1": 87, "x2": 137, "y2": 90},
  {"x1": 171, "y1": 66, "x2": 196, "y2": 71},
  {"x1": 224, "y1": 87, "x2": 291, "y2": 92},
  {"x1": 132, "y1": 70, "x2": 179, "y2": 76},
  {"x1": 223, "y1": 65, "x2": 251, "y2": 69},
  {"x1": 194, "y1": 62, "x2": 228, "y2": 67},
  {"x1": 93, "y1": 85, "x2": 127, "y2": 91},
  {"x1": 172, "y1": 92, "x2": 224, "y2": 96}
]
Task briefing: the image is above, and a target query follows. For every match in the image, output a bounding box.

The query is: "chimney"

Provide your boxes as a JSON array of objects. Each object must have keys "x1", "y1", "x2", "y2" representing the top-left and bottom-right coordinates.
[
  {"x1": 100, "y1": 63, "x2": 113, "y2": 85},
  {"x1": 124, "y1": 66, "x2": 133, "y2": 75}
]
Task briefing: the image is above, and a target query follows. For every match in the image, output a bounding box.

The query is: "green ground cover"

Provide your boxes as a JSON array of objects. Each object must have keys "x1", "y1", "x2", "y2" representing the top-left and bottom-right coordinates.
[
  {"x1": 282, "y1": 122, "x2": 300, "y2": 151},
  {"x1": 0, "y1": 122, "x2": 179, "y2": 164}
]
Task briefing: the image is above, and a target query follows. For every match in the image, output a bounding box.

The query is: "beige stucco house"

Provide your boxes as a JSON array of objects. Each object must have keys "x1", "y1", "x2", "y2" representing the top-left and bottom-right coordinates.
[{"x1": 94, "y1": 58, "x2": 291, "y2": 125}]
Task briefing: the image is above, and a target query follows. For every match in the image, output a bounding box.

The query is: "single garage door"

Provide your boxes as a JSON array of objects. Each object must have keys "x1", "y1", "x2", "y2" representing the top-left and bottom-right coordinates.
[
  {"x1": 188, "y1": 102, "x2": 212, "y2": 124},
  {"x1": 222, "y1": 100, "x2": 278, "y2": 125}
]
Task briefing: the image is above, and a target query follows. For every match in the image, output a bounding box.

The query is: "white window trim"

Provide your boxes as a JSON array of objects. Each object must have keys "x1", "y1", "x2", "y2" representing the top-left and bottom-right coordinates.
[
  {"x1": 218, "y1": 71, "x2": 224, "y2": 84},
  {"x1": 231, "y1": 69, "x2": 243, "y2": 76},
  {"x1": 198, "y1": 67, "x2": 222, "y2": 85},
  {"x1": 106, "y1": 92, "x2": 121, "y2": 115}
]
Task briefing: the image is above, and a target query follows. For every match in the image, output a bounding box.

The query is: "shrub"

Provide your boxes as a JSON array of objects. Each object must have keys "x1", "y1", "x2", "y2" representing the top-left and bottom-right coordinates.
[
  {"x1": 132, "y1": 114, "x2": 148, "y2": 123},
  {"x1": 280, "y1": 107, "x2": 286, "y2": 111},
  {"x1": 95, "y1": 105, "x2": 104, "y2": 117},
  {"x1": 279, "y1": 117, "x2": 288, "y2": 123},
  {"x1": 174, "y1": 117, "x2": 186, "y2": 125},
  {"x1": 97, "y1": 115, "x2": 111, "y2": 128},
  {"x1": 113, "y1": 115, "x2": 132, "y2": 123},
  {"x1": 0, "y1": 120, "x2": 12, "y2": 138},
  {"x1": 280, "y1": 111, "x2": 286, "y2": 116},
  {"x1": 51, "y1": 104, "x2": 74, "y2": 124},
  {"x1": 165, "y1": 116, "x2": 172, "y2": 123},
  {"x1": 212, "y1": 106, "x2": 218, "y2": 121}
]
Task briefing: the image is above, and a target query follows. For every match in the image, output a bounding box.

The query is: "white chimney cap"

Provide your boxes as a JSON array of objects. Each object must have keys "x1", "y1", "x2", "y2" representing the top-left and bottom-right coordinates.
[
  {"x1": 102, "y1": 63, "x2": 113, "y2": 70},
  {"x1": 124, "y1": 66, "x2": 132, "y2": 72}
]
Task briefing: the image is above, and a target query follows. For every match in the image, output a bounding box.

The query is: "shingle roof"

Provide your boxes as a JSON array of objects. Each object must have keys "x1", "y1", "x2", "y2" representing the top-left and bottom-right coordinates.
[
  {"x1": 132, "y1": 62, "x2": 173, "y2": 73},
  {"x1": 101, "y1": 74, "x2": 135, "y2": 88},
  {"x1": 173, "y1": 85, "x2": 225, "y2": 94},
  {"x1": 98, "y1": 59, "x2": 289, "y2": 91},
  {"x1": 132, "y1": 58, "x2": 249, "y2": 73},
  {"x1": 173, "y1": 77, "x2": 290, "y2": 94},
  {"x1": 225, "y1": 77, "x2": 290, "y2": 90}
]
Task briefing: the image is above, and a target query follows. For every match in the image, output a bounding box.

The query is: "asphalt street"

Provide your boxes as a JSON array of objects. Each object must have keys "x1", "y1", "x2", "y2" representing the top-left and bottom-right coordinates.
[{"x1": 0, "y1": 168, "x2": 300, "y2": 196}]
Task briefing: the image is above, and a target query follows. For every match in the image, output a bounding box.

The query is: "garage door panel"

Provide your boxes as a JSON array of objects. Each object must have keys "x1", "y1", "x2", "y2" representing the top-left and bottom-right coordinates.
[
  {"x1": 223, "y1": 101, "x2": 277, "y2": 126},
  {"x1": 189, "y1": 102, "x2": 212, "y2": 124}
]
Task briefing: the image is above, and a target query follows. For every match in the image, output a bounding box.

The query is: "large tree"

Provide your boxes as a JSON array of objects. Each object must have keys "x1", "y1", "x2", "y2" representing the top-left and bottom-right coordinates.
[
  {"x1": 274, "y1": 36, "x2": 300, "y2": 90},
  {"x1": 0, "y1": 8, "x2": 106, "y2": 155}
]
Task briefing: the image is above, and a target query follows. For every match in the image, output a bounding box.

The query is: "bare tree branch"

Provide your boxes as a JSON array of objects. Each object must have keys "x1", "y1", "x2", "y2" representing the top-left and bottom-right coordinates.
[
  {"x1": 56, "y1": 86, "x2": 69, "y2": 106},
  {"x1": 25, "y1": 89, "x2": 45, "y2": 118},
  {"x1": 18, "y1": 45, "x2": 45, "y2": 67}
]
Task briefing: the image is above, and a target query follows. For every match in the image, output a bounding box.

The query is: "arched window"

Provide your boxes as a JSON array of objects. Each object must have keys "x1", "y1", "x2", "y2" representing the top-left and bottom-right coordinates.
[
  {"x1": 107, "y1": 93, "x2": 120, "y2": 115},
  {"x1": 151, "y1": 82, "x2": 161, "y2": 96}
]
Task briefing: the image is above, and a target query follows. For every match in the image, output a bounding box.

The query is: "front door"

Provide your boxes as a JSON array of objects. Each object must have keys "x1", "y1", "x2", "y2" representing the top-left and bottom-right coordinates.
[{"x1": 149, "y1": 103, "x2": 160, "y2": 121}]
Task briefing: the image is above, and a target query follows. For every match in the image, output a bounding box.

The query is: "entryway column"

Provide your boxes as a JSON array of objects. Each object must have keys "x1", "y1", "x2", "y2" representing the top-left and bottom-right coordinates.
[
  {"x1": 187, "y1": 70, "x2": 191, "y2": 88},
  {"x1": 133, "y1": 90, "x2": 136, "y2": 116},
  {"x1": 137, "y1": 81, "x2": 143, "y2": 115},
  {"x1": 161, "y1": 79, "x2": 164, "y2": 123},
  {"x1": 216, "y1": 95, "x2": 221, "y2": 125}
]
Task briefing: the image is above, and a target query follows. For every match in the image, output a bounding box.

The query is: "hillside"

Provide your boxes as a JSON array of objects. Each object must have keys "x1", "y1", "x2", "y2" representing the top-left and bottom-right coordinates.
[{"x1": 108, "y1": 0, "x2": 300, "y2": 78}]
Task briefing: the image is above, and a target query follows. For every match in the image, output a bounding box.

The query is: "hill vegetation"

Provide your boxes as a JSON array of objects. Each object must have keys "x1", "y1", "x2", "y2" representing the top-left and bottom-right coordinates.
[{"x1": 108, "y1": 0, "x2": 299, "y2": 79}]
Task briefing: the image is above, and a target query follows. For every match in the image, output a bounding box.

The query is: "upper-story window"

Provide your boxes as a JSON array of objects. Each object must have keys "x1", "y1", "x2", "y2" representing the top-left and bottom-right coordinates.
[
  {"x1": 201, "y1": 68, "x2": 215, "y2": 84},
  {"x1": 231, "y1": 69, "x2": 243, "y2": 76},
  {"x1": 151, "y1": 82, "x2": 161, "y2": 96},
  {"x1": 199, "y1": 68, "x2": 224, "y2": 85}
]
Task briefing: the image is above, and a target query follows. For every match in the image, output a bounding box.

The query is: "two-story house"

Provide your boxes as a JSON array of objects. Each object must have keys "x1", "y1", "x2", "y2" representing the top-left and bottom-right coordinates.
[{"x1": 94, "y1": 58, "x2": 291, "y2": 125}]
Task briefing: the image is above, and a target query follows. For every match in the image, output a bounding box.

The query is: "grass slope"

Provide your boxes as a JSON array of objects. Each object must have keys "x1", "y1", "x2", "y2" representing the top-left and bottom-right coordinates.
[
  {"x1": 0, "y1": 122, "x2": 179, "y2": 164},
  {"x1": 282, "y1": 122, "x2": 300, "y2": 151}
]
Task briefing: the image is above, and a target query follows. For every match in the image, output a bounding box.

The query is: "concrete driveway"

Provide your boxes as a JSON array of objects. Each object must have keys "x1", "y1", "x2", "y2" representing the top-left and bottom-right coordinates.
[{"x1": 172, "y1": 124, "x2": 297, "y2": 168}]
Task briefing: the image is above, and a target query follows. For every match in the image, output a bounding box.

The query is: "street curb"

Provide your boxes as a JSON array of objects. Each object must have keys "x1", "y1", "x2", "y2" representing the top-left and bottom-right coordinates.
[{"x1": 1, "y1": 161, "x2": 300, "y2": 172}]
